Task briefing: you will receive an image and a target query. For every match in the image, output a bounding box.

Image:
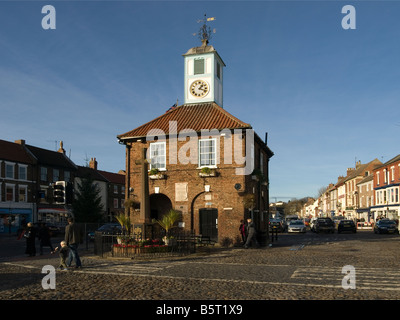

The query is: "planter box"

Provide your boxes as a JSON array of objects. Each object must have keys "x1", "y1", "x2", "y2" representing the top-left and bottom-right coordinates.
[
  {"x1": 112, "y1": 245, "x2": 170, "y2": 256},
  {"x1": 149, "y1": 173, "x2": 165, "y2": 180},
  {"x1": 199, "y1": 170, "x2": 217, "y2": 177}
]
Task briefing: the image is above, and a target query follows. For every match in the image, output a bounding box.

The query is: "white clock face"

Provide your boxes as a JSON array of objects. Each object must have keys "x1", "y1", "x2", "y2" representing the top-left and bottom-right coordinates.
[{"x1": 190, "y1": 80, "x2": 209, "y2": 98}]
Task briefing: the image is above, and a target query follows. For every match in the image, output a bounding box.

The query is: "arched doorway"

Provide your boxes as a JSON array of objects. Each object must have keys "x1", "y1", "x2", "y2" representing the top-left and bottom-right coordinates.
[
  {"x1": 150, "y1": 193, "x2": 172, "y2": 221},
  {"x1": 199, "y1": 208, "x2": 218, "y2": 241}
]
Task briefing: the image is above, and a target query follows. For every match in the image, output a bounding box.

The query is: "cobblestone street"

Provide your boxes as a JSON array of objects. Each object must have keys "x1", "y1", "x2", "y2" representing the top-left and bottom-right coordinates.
[{"x1": 2, "y1": 230, "x2": 400, "y2": 306}]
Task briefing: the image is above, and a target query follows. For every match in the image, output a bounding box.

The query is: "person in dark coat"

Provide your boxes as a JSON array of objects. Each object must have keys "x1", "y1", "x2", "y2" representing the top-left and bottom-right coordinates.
[
  {"x1": 38, "y1": 223, "x2": 54, "y2": 255},
  {"x1": 239, "y1": 219, "x2": 246, "y2": 244},
  {"x1": 64, "y1": 217, "x2": 83, "y2": 268},
  {"x1": 244, "y1": 218, "x2": 259, "y2": 249},
  {"x1": 24, "y1": 222, "x2": 37, "y2": 256}
]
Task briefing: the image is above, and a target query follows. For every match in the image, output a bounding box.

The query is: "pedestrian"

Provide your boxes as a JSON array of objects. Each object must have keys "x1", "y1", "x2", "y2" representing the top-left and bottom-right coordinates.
[
  {"x1": 39, "y1": 223, "x2": 54, "y2": 255},
  {"x1": 17, "y1": 216, "x2": 27, "y2": 239},
  {"x1": 52, "y1": 240, "x2": 69, "y2": 270},
  {"x1": 244, "y1": 218, "x2": 259, "y2": 249},
  {"x1": 239, "y1": 219, "x2": 246, "y2": 244},
  {"x1": 24, "y1": 222, "x2": 37, "y2": 257},
  {"x1": 64, "y1": 217, "x2": 83, "y2": 268}
]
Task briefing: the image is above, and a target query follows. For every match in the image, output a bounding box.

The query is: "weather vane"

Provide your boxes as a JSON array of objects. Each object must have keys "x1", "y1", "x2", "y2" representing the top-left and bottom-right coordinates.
[{"x1": 192, "y1": 14, "x2": 216, "y2": 45}]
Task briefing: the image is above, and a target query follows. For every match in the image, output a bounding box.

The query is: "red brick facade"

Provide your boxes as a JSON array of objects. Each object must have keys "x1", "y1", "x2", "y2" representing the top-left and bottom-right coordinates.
[{"x1": 118, "y1": 103, "x2": 273, "y2": 243}]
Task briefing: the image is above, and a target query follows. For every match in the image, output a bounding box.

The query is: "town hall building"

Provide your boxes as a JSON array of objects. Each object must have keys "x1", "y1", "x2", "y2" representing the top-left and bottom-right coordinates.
[{"x1": 117, "y1": 21, "x2": 273, "y2": 244}]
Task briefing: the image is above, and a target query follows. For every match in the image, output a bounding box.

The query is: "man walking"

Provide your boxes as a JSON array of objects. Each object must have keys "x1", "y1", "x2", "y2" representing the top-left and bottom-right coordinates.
[
  {"x1": 244, "y1": 218, "x2": 259, "y2": 249},
  {"x1": 65, "y1": 217, "x2": 83, "y2": 268}
]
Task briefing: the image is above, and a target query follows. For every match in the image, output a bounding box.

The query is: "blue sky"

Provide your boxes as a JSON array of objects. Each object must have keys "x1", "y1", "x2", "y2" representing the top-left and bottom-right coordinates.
[{"x1": 1, "y1": 1, "x2": 400, "y2": 201}]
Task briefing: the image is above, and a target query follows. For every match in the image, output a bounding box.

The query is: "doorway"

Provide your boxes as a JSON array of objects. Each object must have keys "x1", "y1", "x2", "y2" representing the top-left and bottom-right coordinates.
[
  {"x1": 150, "y1": 193, "x2": 172, "y2": 220},
  {"x1": 199, "y1": 208, "x2": 218, "y2": 241}
]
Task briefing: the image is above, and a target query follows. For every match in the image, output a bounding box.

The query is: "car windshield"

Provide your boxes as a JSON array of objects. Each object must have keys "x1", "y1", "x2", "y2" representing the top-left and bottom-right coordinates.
[
  {"x1": 379, "y1": 220, "x2": 396, "y2": 225},
  {"x1": 342, "y1": 221, "x2": 354, "y2": 225},
  {"x1": 290, "y1": 221, "x2": 303, "y2": 225}
]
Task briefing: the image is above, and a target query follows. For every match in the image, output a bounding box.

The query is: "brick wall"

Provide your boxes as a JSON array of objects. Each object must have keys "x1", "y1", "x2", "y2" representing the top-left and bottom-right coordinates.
[{"x1": 124, "y1": 130, "x2": 270, "y2": 242}]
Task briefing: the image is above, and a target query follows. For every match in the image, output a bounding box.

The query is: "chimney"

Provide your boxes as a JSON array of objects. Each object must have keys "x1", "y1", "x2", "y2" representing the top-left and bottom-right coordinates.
[
  {"x1": 58, "y1": 141, "x2": 66, "y2": 154},
  {"x1": 89, "y1": 158, "x2": 98, "y2": 170},
  {"x1": 15, "y1": 139, "x2": 25, "y2": 146}
]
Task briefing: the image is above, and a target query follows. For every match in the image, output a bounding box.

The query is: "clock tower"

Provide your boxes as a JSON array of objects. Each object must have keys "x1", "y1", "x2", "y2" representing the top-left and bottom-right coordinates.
[{"x1": 183, "y1": 17, "x2": 225, "y2": 107}]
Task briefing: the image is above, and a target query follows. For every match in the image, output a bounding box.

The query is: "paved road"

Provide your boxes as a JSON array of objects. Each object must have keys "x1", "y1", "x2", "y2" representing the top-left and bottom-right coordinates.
[{"x1": 1, "y1": 230, "x2": 400, "y2": 306}]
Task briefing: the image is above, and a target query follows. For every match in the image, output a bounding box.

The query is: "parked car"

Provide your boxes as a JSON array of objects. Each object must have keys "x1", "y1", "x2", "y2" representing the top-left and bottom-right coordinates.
[
  {"x1": 374, "y1": 219, "x2": 399, "y2": 234},
  {"x1": 269, "y1": 219, "x2": 284, "y2": 233},
  {"x1": 88, "y1": 223, "x2": 122, "y2": 241},
  {"x1": 288, "y1": 220, "x2": 306, "y2": 233},
  {"x1": 315, "y1": 218, "x2": 335, "y2": 233},
  {"x1": 337, "y1": 220, "x2": 356, "y2": 233}
]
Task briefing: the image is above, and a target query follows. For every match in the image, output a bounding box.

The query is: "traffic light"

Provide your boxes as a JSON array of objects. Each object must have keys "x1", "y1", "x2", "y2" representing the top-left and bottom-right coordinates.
[{"x1": 53, "y1": 181, "x2": 66, "y2": 204}]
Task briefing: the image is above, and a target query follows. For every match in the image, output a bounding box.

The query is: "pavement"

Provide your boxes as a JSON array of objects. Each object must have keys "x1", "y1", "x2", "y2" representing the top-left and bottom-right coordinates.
[{"x1": 2, "y1": 230, "x2": 400, "y2": 308}]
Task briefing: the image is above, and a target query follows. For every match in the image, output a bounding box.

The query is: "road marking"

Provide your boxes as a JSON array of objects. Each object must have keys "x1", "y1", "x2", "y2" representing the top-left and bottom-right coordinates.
[
  {"x1": 2, "y1": 262, "x2": 38, "y2": 269},
  {"x1": 4, "y1": 260, "x2": 400, "y2": 292},
  {"x1": 289, "y1": 244, "x2": 305, "y2": 251},
  {"x1": 291, "y1": 266, "x2": 400, "y2": 291}
]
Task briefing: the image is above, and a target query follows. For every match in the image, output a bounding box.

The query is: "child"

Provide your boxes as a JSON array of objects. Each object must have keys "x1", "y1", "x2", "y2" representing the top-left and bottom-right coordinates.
[{"x1": 52, "y1": 240, "x2": 69, "y2": 270}]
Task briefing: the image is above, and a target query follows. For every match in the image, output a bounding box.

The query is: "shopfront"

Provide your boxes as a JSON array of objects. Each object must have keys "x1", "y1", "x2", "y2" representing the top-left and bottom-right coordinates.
[
  {"x1": 0, "y1": 208, "x2": 32, "y2": 234},
  {"x1": 37, "y1": 207, "x2": 71, "y2": 229},
  {"x1": 370, "y1": 205, "x2": 400, "y2": 222}
]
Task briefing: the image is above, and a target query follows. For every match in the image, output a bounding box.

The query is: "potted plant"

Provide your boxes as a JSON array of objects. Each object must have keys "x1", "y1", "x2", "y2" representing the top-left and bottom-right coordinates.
[
  {"x1": 149, "y1": 168, "x2": 165, "y2": 180},
  {"x1": 115, "y1": 213, "x2": 131, "y2": 243},
  {"x1": 152, "y1": 209, "x2": 181, "y2": 245},
  {"x1": 199, "y1": 167, "x2": 216, "y2": 177}
]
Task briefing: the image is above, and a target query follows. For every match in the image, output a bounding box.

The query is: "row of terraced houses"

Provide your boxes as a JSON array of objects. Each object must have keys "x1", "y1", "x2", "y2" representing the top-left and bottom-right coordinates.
[
  {"x1": 301, "y1": 155, "x2": 400, "y2": 223},
  {"x1": 0, "y1": 139, "x2": 125, "y2": 234}
]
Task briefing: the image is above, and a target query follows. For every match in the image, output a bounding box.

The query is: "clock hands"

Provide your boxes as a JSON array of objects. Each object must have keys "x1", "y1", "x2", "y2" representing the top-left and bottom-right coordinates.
[{"x1": 190, "y1": 80, "x2": 208, "y2": 97}]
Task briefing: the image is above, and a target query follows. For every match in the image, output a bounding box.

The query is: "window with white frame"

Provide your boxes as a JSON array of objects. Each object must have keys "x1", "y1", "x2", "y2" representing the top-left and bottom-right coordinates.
[
  {"x1": 149, "y1": 142, "x2": 166, "y2": 170},
  {"x1": 199, "y1": 138, "x2": 216, "y2": 167},
  {"x1": 18, "y1": 185, "x2": 27, "y2": 202},
  {"x1": 194, "y1": 58, "x2": 205, "y2": 75},
  {"x1": 40, "y1": 167, "x2": 47, "y2": 181},
  {"x1": 5, "y1": 162, "x2": 14, "y2": 179},
  {"x1": 6, "y1": 184, "x2": 14, "y2": 202},
  {"x1": 113, "y1": 198, "x2": 119, "y2": 208},
  {"x1": 376, "y1": 190, "x2": 381, "y2": 205},
  {"x1": 391, "y1": 166, "x2": 395, "y2": 181},
  {"x1": 18, "y1": 165, "x2": 27, "y2": 181}
]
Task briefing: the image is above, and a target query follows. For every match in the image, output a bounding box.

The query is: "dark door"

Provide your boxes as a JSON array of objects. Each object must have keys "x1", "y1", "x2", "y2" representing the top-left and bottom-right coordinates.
[{"x1": 199, "y1": 208, "x2": 218, "y2": 241}]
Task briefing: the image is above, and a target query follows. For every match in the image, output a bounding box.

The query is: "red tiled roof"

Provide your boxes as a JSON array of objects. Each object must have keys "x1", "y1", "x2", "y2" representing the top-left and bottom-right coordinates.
[{"x1": 117, "y1": 103, "x2": 251, "y2": 140}]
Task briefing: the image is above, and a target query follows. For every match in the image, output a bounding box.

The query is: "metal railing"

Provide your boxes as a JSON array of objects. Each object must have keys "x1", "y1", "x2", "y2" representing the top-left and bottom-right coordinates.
[{"x1": 94, "y1": 229, "x2": 197, "y2": 258}]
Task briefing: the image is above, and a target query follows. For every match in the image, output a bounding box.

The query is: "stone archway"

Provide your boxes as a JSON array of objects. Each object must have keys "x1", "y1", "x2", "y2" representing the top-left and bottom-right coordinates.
[{"x1": 149, "y1": 193, "x2": 172, "y2": 221}]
